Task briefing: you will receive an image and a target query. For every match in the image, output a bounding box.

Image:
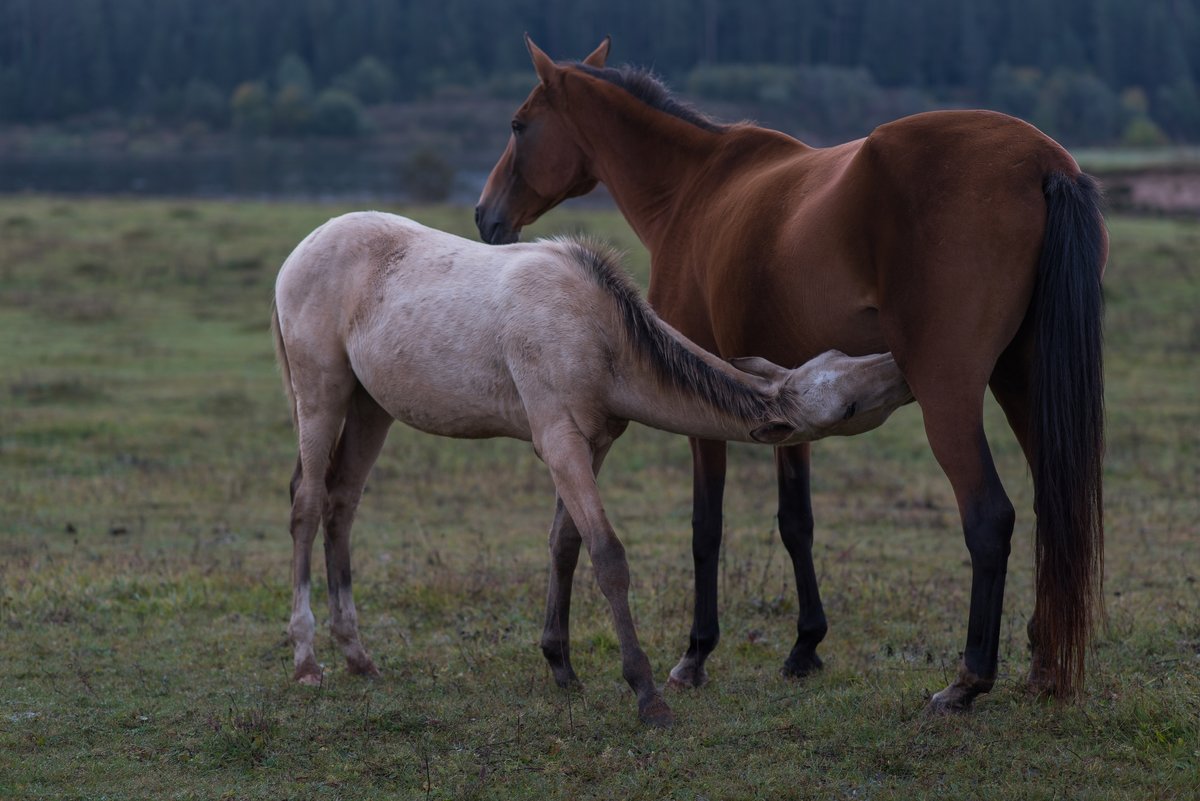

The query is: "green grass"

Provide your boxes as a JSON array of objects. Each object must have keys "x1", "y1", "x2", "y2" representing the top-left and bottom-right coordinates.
[{"x1": 1, "y1": 197, "x2": 1197, "y2": 800}]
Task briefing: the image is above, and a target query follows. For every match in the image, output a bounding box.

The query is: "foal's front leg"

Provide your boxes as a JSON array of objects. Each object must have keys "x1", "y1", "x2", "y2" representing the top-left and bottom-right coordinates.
[
  {"x1": 540, "y1": 433, "x2": 620, "y2": 688},
  {"x1": 539, "y1": 425, "x2": 672, "y2": 727},
  {"x1": 541, "y1": 496, "x2": 584, "y2": 688}
]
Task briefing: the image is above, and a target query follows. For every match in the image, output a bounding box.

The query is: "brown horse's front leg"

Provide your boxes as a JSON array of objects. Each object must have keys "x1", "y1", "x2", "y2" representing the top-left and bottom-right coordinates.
[
  {"x1": 668, "y1": 438, "x2": 727, "y2": 690},
  {"x1": 775, "y1": 443, "x2": 828, "y2": 678}
]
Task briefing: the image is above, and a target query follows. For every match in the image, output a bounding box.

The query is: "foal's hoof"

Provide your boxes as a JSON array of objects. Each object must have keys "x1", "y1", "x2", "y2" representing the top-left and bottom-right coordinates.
[
  {"x1": 638, "y1": 695, "x2": 675, "y2": 728},
  {"x1": 295, "y1": 666, "x2": 324, "y2": 685},
  {"x1": 666, "y1": 659, "x2": 708, "y2": 690},
  {"x1": 347, "y1": 656, "x2": 381, "y2": 678},
  {"x1": 294, "y1": 661, "x2": 323, "y2": 686}
]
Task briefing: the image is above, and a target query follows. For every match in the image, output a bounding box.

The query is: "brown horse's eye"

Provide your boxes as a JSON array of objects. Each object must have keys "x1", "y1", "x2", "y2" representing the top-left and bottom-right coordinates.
[{"x1": 511, "y1": 119, "x2": 526, "y2": 135}]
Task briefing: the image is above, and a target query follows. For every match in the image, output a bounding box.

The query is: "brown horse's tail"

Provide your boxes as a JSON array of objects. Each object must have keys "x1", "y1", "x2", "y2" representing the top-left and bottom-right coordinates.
[
  {"x1": 271, "y1": 300, "x2": 298, "y2": 429},
  {"x1": 1029, "y1": 171, "x2": 1106, "y2": 698}
]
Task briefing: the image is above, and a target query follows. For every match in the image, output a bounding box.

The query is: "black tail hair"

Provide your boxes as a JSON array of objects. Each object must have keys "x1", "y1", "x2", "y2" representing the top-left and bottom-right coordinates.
[{"x1": 1029, "y1": 171, "x2": 1106, "y2": 698}]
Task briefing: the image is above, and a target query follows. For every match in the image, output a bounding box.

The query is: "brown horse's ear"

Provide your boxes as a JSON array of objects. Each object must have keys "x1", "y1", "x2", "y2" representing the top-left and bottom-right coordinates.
[
  {"x1": 583, "y1": 36, "x2": 611, "y2": 68},
  {"x1": 525, "y1": 33, "x2": 557, "y2": 86}
]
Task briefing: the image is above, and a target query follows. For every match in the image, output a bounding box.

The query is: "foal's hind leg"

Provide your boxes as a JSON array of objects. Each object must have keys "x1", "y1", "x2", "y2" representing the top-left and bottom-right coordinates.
[
  {"x1": 988, "y1": 328, "x2": 1057, "y2": 695},
  {"x1": 289, "y1": 380, "x2": 355, "y2": 685},
  {"x1": 541, "y1": 432, "x2": 621, "y2": 688},
  {"x1": 323, "y1": 383, "x2": 393, "y2": 677}
]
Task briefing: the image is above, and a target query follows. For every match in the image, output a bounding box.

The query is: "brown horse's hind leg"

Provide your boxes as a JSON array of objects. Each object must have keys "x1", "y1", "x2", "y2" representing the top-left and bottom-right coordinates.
[
  {"x1": 988, "y1": 329, "x2": 1057, "y2": 695},
  {"x1": 912, "y1": 381, "x2": 1016, "y2": 712},
  {"x1": 322, "y1": 382, "x2": 392, "y2": 678},
  {"x1": 668, "y1": 438, "x2": 727, "y2": 689},
  {"x1": 776, "y1": 443, "x2": 828, "y2": 677}
]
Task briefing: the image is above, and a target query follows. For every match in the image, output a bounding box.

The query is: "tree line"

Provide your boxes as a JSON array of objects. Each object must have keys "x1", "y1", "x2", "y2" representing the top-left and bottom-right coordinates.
[{"x1": 1, "y1": 0, "x2": 1197, "y2": 145}]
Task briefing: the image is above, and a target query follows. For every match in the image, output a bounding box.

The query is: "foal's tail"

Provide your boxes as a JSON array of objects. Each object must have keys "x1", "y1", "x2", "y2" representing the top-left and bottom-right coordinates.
[
  {"x1": 271, "y1": 300, "x2": 298, "y2": 429},
  {"x1": 1030, "y1": 171, "x2": 1106, "y2": 699}
]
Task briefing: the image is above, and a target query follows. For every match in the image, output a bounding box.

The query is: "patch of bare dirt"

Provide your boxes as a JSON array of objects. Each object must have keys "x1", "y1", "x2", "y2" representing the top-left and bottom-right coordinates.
[{"x1": 1100, "y1": 168, "x2": 1200, "y2": 216}]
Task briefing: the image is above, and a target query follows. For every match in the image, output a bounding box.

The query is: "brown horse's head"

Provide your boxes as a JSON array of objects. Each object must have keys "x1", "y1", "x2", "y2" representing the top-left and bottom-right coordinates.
[{"x1": 475, "y1": 35, "x2": 610, "y2": 244}]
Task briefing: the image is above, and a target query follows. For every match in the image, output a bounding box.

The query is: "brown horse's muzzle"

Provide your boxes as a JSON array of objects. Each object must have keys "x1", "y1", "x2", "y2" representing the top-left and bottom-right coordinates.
[{"x1": 474, "y1": 203, "x2": 520, "y2": 245}]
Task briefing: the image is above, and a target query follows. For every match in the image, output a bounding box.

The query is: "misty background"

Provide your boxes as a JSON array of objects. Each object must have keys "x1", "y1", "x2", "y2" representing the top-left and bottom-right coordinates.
[{"x1": 2, "y1": 0, "x2": 1198, "y2": 202}]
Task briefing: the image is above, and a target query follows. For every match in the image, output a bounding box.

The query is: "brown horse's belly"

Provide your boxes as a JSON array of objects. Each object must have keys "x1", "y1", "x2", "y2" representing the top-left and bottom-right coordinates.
[
  {"x1": 717, "y1": 300, "x2": 885, "y2": 367},
  {"x1": 699, "y1": 245, "x2": 884, "y2": 367}
]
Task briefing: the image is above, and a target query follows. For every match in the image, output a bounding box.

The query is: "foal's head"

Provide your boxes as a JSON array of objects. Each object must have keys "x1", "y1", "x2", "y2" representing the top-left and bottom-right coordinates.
[
  {"x1": 734, "y1": 351, "x2": 915, "y2": 444},
  {"x1": 475, "y1": 35, "x2": 609, "y2": 244}
]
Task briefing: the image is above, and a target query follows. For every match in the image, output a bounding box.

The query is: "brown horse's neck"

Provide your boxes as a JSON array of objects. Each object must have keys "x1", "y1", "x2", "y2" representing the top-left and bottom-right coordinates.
[{"x1": 560, "y1": 73, "x2": 723, "y2": 254}]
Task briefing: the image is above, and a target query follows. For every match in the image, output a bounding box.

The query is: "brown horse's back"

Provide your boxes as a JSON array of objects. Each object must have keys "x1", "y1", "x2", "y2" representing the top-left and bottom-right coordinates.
[{"x1": 655, "y1": 110, "x2": 1079, "y2": 375}]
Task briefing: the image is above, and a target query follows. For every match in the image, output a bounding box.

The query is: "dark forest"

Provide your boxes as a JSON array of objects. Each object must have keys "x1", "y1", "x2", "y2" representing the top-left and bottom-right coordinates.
[{"x1": 2, "y1": 0, "x2": 1198, "y2": 145}]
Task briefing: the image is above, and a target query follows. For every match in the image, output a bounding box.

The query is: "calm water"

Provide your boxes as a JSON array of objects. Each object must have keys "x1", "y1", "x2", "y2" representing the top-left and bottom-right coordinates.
[{"x1": 0, "y1": 145, "x2": 488, "y2": 204}]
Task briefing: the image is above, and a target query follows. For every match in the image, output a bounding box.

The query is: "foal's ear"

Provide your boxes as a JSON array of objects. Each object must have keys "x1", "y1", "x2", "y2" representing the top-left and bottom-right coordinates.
[
  {"x1": 750, "y1": 421, "x2": 796, "y2": 444},
  {"x1": 525, "y1": 33, "x2": 558, "y2": 86},
  {"x1": 583, "y1": 36, "x2": 611, "y2": 68},
  {"x1": 730, "y1": 356, "x2": 789, "y2": 384}
]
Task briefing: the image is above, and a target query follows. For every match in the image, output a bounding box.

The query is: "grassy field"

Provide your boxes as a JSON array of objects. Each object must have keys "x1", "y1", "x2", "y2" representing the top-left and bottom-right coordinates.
[{"x1": 0, "y1": 196, "x2": 1197, "y2": 800}]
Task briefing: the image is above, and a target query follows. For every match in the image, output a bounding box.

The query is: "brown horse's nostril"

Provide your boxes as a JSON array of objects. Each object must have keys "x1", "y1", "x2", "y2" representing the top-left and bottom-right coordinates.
[
  {"x1": 474, "y1": 206, "x2": 483, "y2": 227},
  {"x1": 842, "y1": 402, "x2": 857, "y2": 420}
]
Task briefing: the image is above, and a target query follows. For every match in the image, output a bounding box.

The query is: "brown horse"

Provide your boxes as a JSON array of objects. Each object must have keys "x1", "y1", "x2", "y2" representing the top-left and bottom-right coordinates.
[{"x1": 476, "y1": 36, "x2": 1107, "y2": 710}]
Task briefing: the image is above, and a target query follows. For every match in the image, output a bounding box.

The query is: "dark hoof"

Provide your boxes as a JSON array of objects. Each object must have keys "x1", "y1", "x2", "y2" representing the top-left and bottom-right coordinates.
[
  {"x1": 547, "y1": 658, "x2": 581, "y2": 689},
  {"x1": 347, "y1": 656, "x2": 381, "y2": 678},
  {"x1": 1026, "y1": 665, "x2": 1058, "y2": 699},
  {"x1": 781, "y1": 651, "x2": 823, "y2": 679},
  {"x1": 638, "y1": 695, "x2": 675, "y2": 728},
  {"x1": 667, "y1": 659, "x2": 708, "y2": 690},
  {"x1": 553, "y1": 673, "x2": 583, "y2": 691},
  {"x1": 926, "y1": 681, "x2": 985, "y2": 714}
]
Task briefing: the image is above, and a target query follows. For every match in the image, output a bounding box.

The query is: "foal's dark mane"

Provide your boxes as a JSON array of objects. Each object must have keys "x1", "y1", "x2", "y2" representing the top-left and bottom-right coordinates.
[
  {"x1": 570, "y1": 63, "x2": 729, "y2": 134},
  {"x1": 555, "y1": 238, "x2": 773, "y2": 423}
]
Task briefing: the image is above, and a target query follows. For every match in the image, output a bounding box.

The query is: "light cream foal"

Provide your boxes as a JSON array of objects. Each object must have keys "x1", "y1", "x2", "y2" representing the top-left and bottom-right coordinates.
[{"x1": 271, "y1": 211, "x2": 912, "y2": 726}]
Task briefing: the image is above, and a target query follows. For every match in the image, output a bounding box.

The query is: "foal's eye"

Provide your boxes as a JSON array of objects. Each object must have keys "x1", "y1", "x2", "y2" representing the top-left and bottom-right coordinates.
[{"x1": 511, "y1": 119, "x2": 526, "y2": 135}]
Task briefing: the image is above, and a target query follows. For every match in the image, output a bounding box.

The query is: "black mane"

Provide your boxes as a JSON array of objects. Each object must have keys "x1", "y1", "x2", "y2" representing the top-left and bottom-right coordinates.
[
  {"x1": 555, "y1": 237, "x2": 772, "y2": 423},
  {"x1": 570, "y1": 63, "x2": 728, "y2": 134}
]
